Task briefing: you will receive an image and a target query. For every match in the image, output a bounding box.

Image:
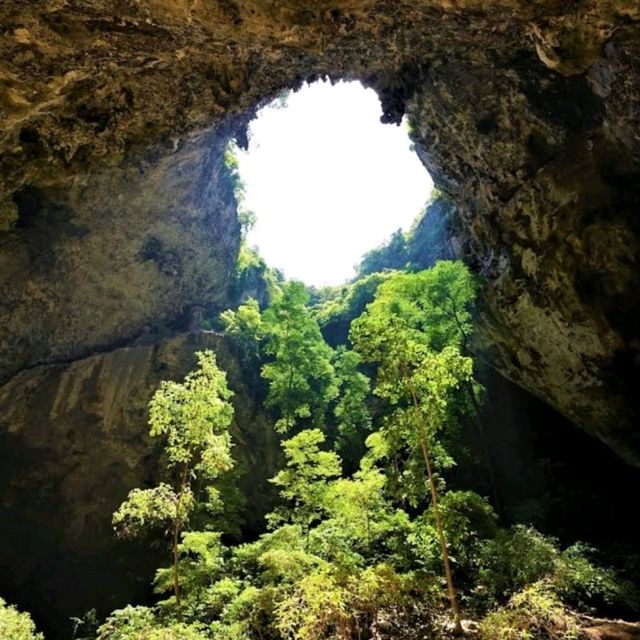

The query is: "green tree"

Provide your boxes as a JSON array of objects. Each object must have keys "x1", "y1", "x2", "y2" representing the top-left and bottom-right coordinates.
[
  {"x1": 351, "y1": 267, "x2": 477, "y2": 633},
  {"x1": 152, "y1": 531, "x2": 227, "y2": 620},
  {"x1": 357, "y1": 228, "x2": 408, "y2": 277},
  {"x1": 221, "y1": 297, "x2": 263, "y2": 336},
  {"x1": 354, "y1": 261, "x2": 476, "y2": 353},
  {"x1": 332, "y1": 347, "x2": 371, "y2": 466},
  {"x1": 220, "y1": 297, "x2": 265, "y2": 360},
  {"x1": 313, "y1": 271, "x2": 392, "y2": 346},
  {"x1": 353, "y1": 261, "x2": 499, "y2": 504},
  {"x1": 322, "y1": 468, "x2": 387, "y2": 554},
  {"x1": 262, "y1": 282, "x2": 338, "y2": 433},
  {"x1": 113, "y1": 350, "x2": 235, "y2": 621},
  {"x1": 269, "y1": 429, "x2": 341, "y2": 544}
]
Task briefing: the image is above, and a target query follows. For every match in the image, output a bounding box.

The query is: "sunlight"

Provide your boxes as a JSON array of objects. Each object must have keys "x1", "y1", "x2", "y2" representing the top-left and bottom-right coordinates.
[{"x1": 235, "y1": 80, "x2": 433, "y2": 286}]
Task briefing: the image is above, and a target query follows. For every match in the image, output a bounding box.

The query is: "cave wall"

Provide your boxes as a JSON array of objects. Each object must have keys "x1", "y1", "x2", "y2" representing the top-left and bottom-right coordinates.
[
  {"x1": 0, "y1": 332, "x2": 279, "y2": 637},
  {"x1": 0, "y1": 129, "x2": 240, "y2": 384},
  {"x1": 473, "y1": 366, "x2": 640, "y2": 551},
  {"x1": 1, "y1": 1, "x2": 638, "y2": 464},
  {"x1": 1, "y1": 1, "x2": 640, "y2": 632},
  {"x1": 406, "y1": 27, "x2": 640, "y2": 464}
]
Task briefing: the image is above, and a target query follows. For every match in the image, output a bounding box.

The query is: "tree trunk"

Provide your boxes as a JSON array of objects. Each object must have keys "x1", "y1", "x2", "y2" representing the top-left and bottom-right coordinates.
[
  {"x1": 408, "y1": 381, "x2": 463, "y2": 635},
  {"x1": 419, "y1": 435, "x2": 462, "y2": 635},
  {"x1": 172, "y1": 517, "x2": 182, "y2": 622},
  {"x1": 173, "y1": 465, "x2": 190, "y2": 622}
]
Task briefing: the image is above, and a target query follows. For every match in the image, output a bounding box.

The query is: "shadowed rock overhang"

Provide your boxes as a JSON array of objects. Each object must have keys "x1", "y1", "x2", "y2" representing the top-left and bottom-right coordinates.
[{"x1": 1, "y1": 0, "x2": 639, "y2": 463}]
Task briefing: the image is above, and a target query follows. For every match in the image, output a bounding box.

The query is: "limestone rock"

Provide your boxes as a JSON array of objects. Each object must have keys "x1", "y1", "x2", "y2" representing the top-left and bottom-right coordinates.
[{"x1": 0, "y1": 3, "x2": 638, "y2": 459}]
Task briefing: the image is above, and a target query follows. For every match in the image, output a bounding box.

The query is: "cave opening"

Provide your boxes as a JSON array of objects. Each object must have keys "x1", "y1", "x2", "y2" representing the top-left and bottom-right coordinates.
[
  {"x1": 232, "y1": 79, "x2": 434, "y2": 286},
  {"x1": 0, "y1": 82, "x2": 638, "y2": 640}
]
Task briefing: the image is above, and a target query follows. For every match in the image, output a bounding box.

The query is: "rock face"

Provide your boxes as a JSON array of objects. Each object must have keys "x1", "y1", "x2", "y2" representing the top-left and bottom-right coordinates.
[
  {"x1": 406, "y1": 24, "x2": 640, "y2": 465},
  {"x1": 1, "y1": 2, "x2": 640, "y2": 631},
  {"x1": 0, "y1": 332, "x2": 280, "y2": 636},
  {"x1": 1, "y1": 1, "x2": 638, "y2": 465}
]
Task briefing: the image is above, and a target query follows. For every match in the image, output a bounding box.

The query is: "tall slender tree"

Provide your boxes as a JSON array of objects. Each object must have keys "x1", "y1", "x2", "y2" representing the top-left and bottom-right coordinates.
[
  {"x1": 112, "y1": 350, "x2": 235, "y2": 621},
  {"x1": 351, "y1": 265, "x2": 478, "y2": 633}
]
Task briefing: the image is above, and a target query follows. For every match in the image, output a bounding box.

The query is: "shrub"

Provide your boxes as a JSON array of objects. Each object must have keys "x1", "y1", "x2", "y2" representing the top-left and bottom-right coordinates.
[
  {"x1": 0, "y1": 598, "x2": 43, "y2": 640},
  {"x1": 479, "y1": 582, "x2": 583, "y2": 640},
  {"x1": 276, "y1": 564, "x2": 431, "y2": 640},
  {"x1": 96, "y1": 606, "x2": 207, "y2": 640},
  {"x1": 553, "y1": 543, "x2": 640, "y2": 614},
  {"x1": 473, "y1": 526, "x2": 558, "y2": 607}
]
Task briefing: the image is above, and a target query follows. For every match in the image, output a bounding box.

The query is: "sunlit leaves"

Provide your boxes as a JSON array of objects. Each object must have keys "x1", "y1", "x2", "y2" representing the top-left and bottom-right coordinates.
[
  {"x1": 113, "y1": 484, "x2": 192, "y2": 540},
  {"x1": 149, "y1": 351, "x2": 234, "y2": 472},
  {"x1": 0, "y1": 598, "x2": 43, "y2": 640},
  {"x1": 261, "y1": 282, "x2": 338, "y2": 433},
  {"x1": 154, "y1": 532, "x2": 227, "y2": 613},
  {"x1": 269, "y1": 429, "x2": 341, "y2": 531},
  {"x1": 220, "y1": 298, "x2": 265, "y2": 346},
  {"x1": 275, "y1": 564, "x2": 418, "y2": 640},
  {"x1": 112, "y1": 350, "x2": 236, "y2": 621},
  {"x1": 96, "y1": 605, "x2": 207, "y2": 640},
  {"x1": 351, "y1": 264, "x2": 475, "y2": 497}
]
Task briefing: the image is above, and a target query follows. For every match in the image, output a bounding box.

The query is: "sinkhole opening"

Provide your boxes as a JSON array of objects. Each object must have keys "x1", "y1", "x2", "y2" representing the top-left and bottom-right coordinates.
[{"x1": 231, "y1": 79, "x2": 434, "y2": 287}]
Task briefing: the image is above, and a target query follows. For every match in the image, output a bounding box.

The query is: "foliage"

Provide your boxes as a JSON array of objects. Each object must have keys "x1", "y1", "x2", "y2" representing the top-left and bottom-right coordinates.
[
  {"x1": 224, "y1": 144, "x2": 255, "y2": 237},
  {"x1": 220, "y1": 297, "x2": 265, "y2": 360},
  {"x1": 276, "y1": 564, "x2": 422, "y2": 640},
  {"x1": 153, "y1": 532, "x2": 226, "y2": 614},
  {"x1": 472, "y1": 525, "x2": 638, "y2": 615},
  {"x1": 409, "y1": 490, "x2": 499, "y2": 586},
  {"x1": 113, "y1": 350, "x2": 235, "y2": 619},
  {"x1": 357, "y1": 228, "x2": 408, "y2": 277},
  {"x1": 100, "y1": 259, "x2": 638, "y2": 640},
  {"x1": 313, "y1": 272, "x2": 392, "y2": 346},
  {"x1": 479, "y1": 582, "x2": 582, "y2": 640},
  {"x1": 352, "y1": 261, "x2": 478, "y2": 354},
  {"x1": 350, "y1": 262, "x2": 481, "y2": 504},
  {"x1": 96, "y1": 606, "x2": 207, "y2": 640},
  {"x1": 148, "y1": 351, "x2": 234, "y2": 476},
  {"x1": 554, "y1": 544, "x2": 640, "y2": 613},
  {"x1": 331, "y1": 347, "x2": 371, "y2": 466},
  {"x1": 229, "y1": 243, "x2": 282, "y2": 311},
  {"x1": 0, "y1": 597, "x2": 43, "y2": 640},
  {"x1": 353, "y1": 338, "x2": 473, "y2": 504},
  {"x1": 474, "y1": 526, "x2": 559, "y2": 606},
  {"x1": 112, "y1": 484, "x2": 191, "y2": 540},
  {"x1": 351, "y1": 265, "x2": 479, "y2": 631},
  {"x1": 261, "y1": 282, "x2": 338, "y2": 433},
  {"x1": 269, "y1": 429, "x2": 341, "y2": 533}
]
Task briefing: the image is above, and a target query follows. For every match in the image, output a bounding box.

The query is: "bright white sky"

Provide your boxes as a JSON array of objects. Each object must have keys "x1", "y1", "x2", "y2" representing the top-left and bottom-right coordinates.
[{"x1": 236, "y1": 80, "x2": 433, "y2": 286}]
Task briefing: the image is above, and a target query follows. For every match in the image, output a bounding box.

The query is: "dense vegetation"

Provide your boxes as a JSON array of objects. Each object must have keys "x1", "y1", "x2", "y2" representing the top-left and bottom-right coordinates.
[
  {"x1": 0, "y1": 598, "x2": 43, "y2": 640},
  {"x1": 46, "y1": 258, "x2": 633, "y2": 640},
  {"x1": 355, "y1": 191, "x2": 456, "y2": 278},
  {"x1": 2, "y1": 191, "x2": 637, "y2": 638}
]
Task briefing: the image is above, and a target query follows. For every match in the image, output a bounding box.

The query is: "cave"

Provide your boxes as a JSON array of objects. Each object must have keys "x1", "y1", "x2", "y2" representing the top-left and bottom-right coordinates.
[{"x1": 1, "y1": 2, "x2": 640, "y2": 638}]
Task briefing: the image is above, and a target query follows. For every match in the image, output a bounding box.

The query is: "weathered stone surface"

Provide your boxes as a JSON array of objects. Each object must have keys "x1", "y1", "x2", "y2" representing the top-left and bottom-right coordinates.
[
  {"x1": 0, "y1": 129, "x2": 240, "y2": 386},
  {"x1": 0, "y1": 331, "x2": 279, "y2": 636},
  {"x1": 0, "y1": 5, "x2": 638, "y2": 453},
  {"x1": 406, "y1": 27, "x2": 640, "y2": 464}
]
